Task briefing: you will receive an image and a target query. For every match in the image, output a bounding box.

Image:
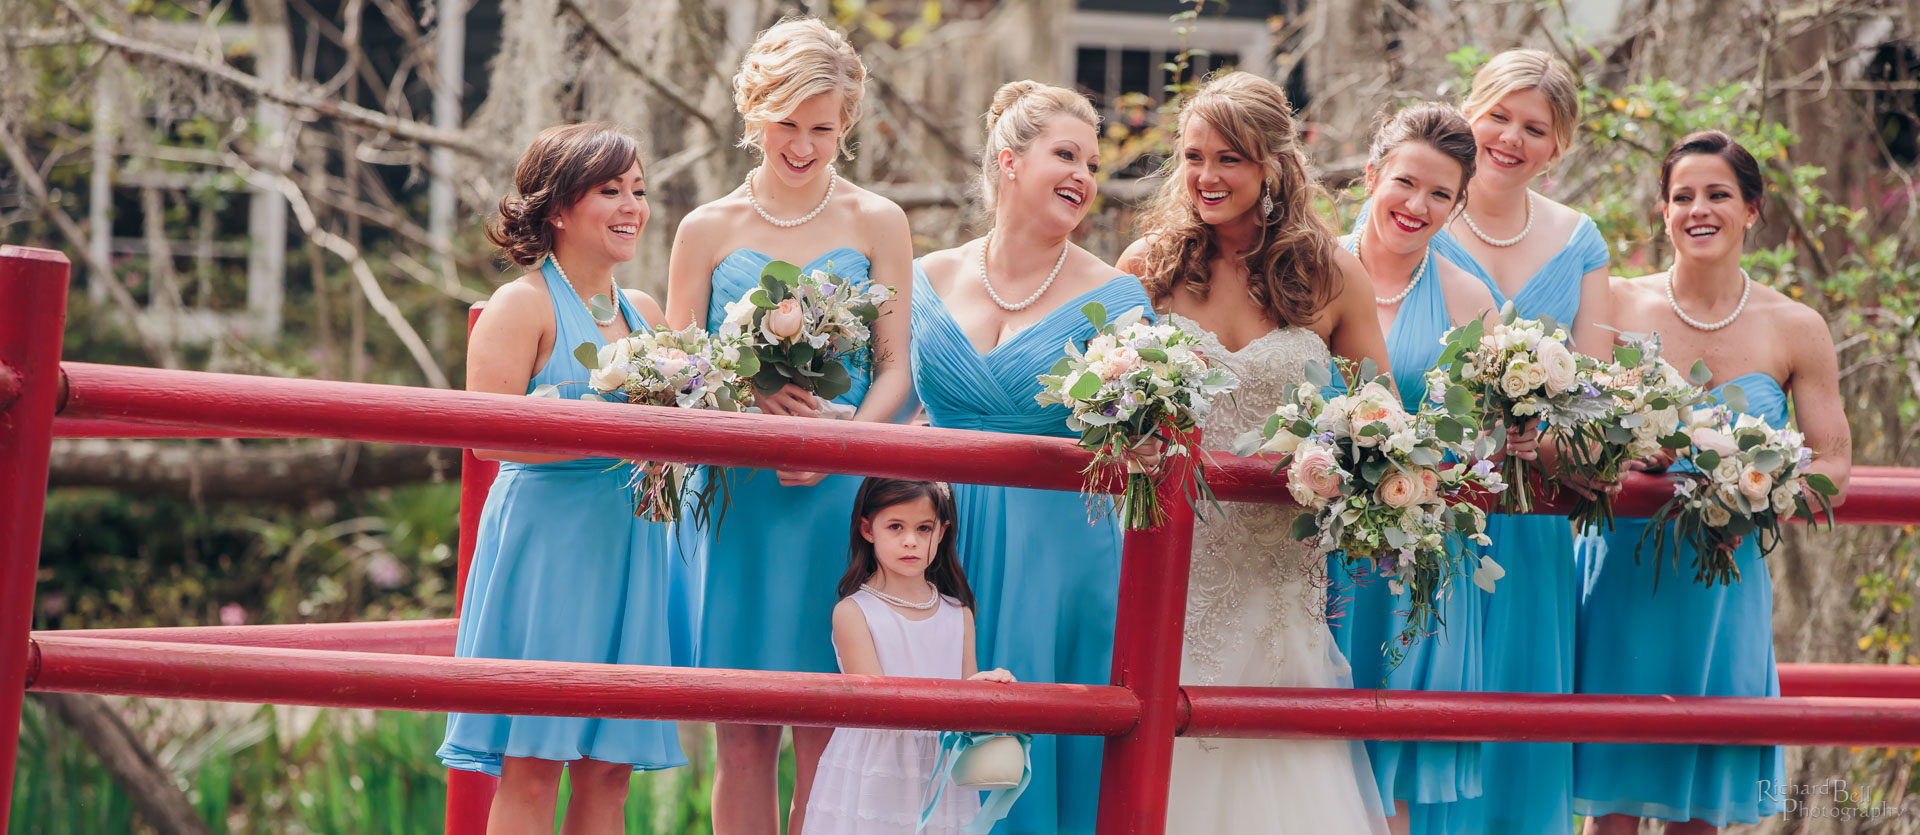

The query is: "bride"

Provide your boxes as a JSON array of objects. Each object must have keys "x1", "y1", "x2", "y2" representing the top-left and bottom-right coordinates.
[{"x1": 1118, "y1": 71, "x2": 1393, "y2": 833}]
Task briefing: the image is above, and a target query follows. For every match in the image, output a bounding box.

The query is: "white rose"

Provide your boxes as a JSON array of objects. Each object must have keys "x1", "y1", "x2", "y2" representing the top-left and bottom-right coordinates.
[
  {"x1": 1711, "y1": 459, "x2": 1741, "y2": 485},
  {"x1": 720, "y1": 299, "x2": 757, "y2": 334},
  {"x1": 598, "y1": 338, "x2": 634, "y2": 369},
  {"x1": 1650, "y1": 407, "x2": 1682, "y2": 438},
  {"x1": 1535, "y1": 339, "x2": 1579, "y2": 393},
  {"x1": 589, "y1": 364, "x2": 630, "y2": 392},
  {"x1": 1771, "y1": 483, "x2": 1799, "y2": 513},
  {"x1": 1523, "y1": 361, "x2": 1548, "y2": 391},
  {"x1": 1500, "y1": 362, "x2": 1534, "y2": 398},
  {"x1": 1703, "y1": 501, "x2": 1733, "y2": 527}
]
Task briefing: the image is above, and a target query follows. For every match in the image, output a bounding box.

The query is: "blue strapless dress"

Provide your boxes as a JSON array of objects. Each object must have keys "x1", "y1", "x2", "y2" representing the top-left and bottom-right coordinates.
[
  {"x1": 911, "y1": 263, "x2": 1152, "y2": 835},
  {"x1": 1433, "y1": 216, "x2": 1608, "y2": 835},
  {"x1": 692, "y1": 247, "x2": 874, "y2": 675},
  {"x1": 1325, "y1": 235, "x2": 1485, "y2": 835},
  {"x1": 439, "y1": 260, "x2": 688, "y2": 775},
  {"x1": 1571, "y1": 373, "x2": 1788, "y2": 826}
]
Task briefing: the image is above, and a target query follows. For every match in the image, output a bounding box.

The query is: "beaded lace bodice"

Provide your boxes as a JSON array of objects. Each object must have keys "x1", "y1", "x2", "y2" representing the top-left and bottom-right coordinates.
[{"x1": 1172, "y1": 313, "x2": 1334, "y2": 686}]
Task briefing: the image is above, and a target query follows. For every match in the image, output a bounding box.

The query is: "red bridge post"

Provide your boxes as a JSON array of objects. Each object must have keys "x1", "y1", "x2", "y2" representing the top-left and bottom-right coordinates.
[
  {"x1": 1096, "y1": 463, "x2": 1197, "y2": 834},
  {"x1": 0, "y1": 247, "x2": 71, "y2": 831},
  {"x1": 446, "y1": 302, "x2": 499, "y2": 835}
]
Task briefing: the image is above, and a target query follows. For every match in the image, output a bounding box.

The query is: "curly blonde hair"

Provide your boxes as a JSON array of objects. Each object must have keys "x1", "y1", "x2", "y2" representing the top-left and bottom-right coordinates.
[
  {"x1": 1460, "y1": 48, "x2": 1581, "y2": 157},
  {"x1": 1137, "y1": 72, "x2": 1336, "y2": 328},
  {"x1": 977, "y1": 80, "x2": 1100, "y2": 213},
  {"x1": 732, "y1": 17, "x2": 867, "y2": 159}
]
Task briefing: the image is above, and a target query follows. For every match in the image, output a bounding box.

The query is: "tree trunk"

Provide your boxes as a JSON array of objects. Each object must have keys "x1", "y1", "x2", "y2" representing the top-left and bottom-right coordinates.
[{"x1": 27, "y1": 693, "x2": 213, "y2": 835}]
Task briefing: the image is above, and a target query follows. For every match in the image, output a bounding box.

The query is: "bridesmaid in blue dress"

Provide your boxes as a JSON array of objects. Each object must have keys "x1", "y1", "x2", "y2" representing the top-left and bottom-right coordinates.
[
  {"x1": 913, "y1": 80, "x2": 1142, "y2": 835},
  {"x1": 662, "y1": 18, "x2": 914, "y2": 835},
  {"x1": 1574, "y1": 132, "x2": 1852, "y2": 834},
  {"x1": 440, "y1": 123, "x2": 687, "y2": 830},
  {"x1": 1327, "y1": 104, "x2": 1499, "y2": 835},
  {"x1": 1427, "y1": 50, "x2": 1617, "y2": 835}
]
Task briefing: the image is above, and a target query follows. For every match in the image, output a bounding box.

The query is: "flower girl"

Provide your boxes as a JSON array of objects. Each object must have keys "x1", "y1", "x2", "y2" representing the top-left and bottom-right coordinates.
[{"x1": 804, "y1": 478, "x2": 1016, "y2": 834}]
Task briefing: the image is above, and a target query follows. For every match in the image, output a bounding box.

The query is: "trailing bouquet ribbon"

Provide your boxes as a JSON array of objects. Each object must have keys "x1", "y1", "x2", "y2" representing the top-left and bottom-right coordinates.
[{"x1": 918, "y1": 731, "x2": 1032, "y2": 834}]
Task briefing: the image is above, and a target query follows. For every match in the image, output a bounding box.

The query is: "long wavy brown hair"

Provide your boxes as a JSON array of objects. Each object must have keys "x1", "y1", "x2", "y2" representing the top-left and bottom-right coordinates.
[{"x1": 1137, "y1": 72, "x2": 1337, "y2": 328}]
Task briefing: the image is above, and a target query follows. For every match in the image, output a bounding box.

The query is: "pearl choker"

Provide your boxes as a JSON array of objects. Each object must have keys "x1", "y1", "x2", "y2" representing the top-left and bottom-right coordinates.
[
  {"x1": 861, "y1": 582, "x2": 939, "y2": 610},
  {"x1": 746, "y1": 164, "x2": 835, "y2": 228},
  {"x1": 1463, "y1": 191, "x2": 1534, "y2": 248},
  {"x1": 1666, "y1": 269, "x2": 1752, "y2": 331},
  {"x1": 979, "y1": 228, "x2": 1069, "y2": 312}
]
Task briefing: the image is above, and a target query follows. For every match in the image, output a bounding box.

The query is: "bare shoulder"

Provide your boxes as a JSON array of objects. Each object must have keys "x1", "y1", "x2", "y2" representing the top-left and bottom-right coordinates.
[
  {"x1": 485, "y1": 273, "x2": 551, "y2": 317},
  {"x1": 1532, "y1": 191, "x2": 1588, "y2": 239},
  {"x1": 1437, "y1": 257, "x2": 1497, "y2": 321},
  {"x1": 1116, "y1": 235, "x2": 1154, "y2": 275},
  {"x1": 1610, "y1": 271, "x2": 1667, "y2": 313},
  {"x1": 917, "y1": 241, "x2": 978, "y2": 296},
  {"x1": 839, "y1": 179, "x2": 911, "y2": 229},
  {"x1": 1754, "y1": 284, "x2": 1830, "y2": 339},
  {"x1": 832, "y1": 596, "x2": 870, "y2": 627},
  {"x1": 674, "y1": 194, "x2": 750, "y2": 244},
  {"x1": 621, "y1": 288, "x2": 665, "y2": 327}
]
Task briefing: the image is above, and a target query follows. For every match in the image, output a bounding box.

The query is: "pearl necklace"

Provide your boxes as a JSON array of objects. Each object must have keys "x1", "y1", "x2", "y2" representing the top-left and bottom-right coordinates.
[
  {"x1": 979, "y1": 228, "x2": 1069, "y2": 312},
  {"x1": 1349, "y1": 222, "x2": 1429, "y2": 306},
  {"x1": 548, "y1": 255, "x2": 618, "y2": 326},
  {"x1": 1666, "y1": 269, "x2": 1752, "y2": 331},
  {"x1": 861, "y1": 582, "x2": 939, "y2": 610},
  {"x1": 1463, "y1": 190, "x2": 1534, "y2": 247},
  {"x1": 746, "y1": 165, "x2": 835, "y2": 228}
]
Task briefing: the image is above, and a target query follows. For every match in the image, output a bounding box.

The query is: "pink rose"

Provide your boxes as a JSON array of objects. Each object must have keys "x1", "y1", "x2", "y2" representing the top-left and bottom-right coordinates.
[
  {"x1": 1417, "y1": 468, "x2": 1440, "y2": 504},
  {"x1": 1377, "y1": 470, "x2": 1420, "y2": 509},
  {"x1": 1291, "y1": 444, "x2": 1346, "y2": 500},
  {"x1": 1098, "y1": 346, "x2": 1141, "y2": 381},
  {"x1": 1693, "y1": 427, "x2": 1738, "y2": 458},
  {"x1": 1738, "y1": 464, "x2": 1773, "y2": 508},
  {"x1": 761, "y1": 298, "x2": 806, "y2": 343}
]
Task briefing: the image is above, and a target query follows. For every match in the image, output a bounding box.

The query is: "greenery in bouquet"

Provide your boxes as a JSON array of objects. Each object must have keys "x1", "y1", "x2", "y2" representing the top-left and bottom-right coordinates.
[
  {"x1": 1640, "y1": 394, "x2": 1840, "y2": 587},
  {"x1": 569, "y1": 324, "x2": 758, "y2": 524},
  {"x1": 1435, "y1": 305, "x2": 1613, "y2": 513},
  {"x1": 1034, "y1": 302, "x2": 1239, "y2": 531},
  {"x1": 719, "y1": 259, "x2": 892, "y2": 402},
  {"x1": 1231, "y1": 358, "x2": 1501, "y2": 664},
  {"x1": 1560, "y1": 331, "x2": 1721, "y2": 532}
]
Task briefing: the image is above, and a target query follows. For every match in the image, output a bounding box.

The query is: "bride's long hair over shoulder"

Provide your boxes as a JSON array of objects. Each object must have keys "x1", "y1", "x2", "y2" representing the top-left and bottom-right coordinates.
[{"x1": 1137, "y1": 72, "x2": 1337, "y2": 328}]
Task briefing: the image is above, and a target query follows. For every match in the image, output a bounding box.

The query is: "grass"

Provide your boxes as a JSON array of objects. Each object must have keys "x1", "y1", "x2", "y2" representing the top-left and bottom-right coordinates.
[{"x1": 10, "y1": 700, "x2": 778, "y2": 833}]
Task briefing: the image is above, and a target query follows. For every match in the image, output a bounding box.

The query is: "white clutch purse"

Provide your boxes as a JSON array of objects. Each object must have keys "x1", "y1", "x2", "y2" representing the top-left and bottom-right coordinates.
[{"x1": 948, "y1": 733, "x2": 1026, "y2": 790}]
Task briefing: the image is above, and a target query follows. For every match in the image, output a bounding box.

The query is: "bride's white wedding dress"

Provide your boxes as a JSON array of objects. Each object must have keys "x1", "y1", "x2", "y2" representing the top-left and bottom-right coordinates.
[{"x1": 1164, "y1": 314, "x2": 1390, "y2": 834}]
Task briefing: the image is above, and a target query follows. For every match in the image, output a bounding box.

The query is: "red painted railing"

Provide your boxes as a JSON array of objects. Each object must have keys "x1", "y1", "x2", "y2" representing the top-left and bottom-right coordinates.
[{"x1": 6, "y1": 245, "x2": 1920, "y2": 834}]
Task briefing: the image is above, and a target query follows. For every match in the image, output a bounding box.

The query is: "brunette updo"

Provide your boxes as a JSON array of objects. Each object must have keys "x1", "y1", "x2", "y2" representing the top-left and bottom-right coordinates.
[
  {"x1": 487, "y1": 123, "x2": 641, "y2": 267},
  {"x1": 1659, "y1": 130, "x2": 1765, "y2": 222}
]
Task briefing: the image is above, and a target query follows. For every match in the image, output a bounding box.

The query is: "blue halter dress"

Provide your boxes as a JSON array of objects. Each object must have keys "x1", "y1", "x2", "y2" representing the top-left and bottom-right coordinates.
[
  {"x1": 1432, "y1": 215, "x2": 1608, "y2": 835},
  {"x1": 1325, "y1": 229, "x2": 1485, "y2": 835},
  {"x1": 910, "y1": 263, "x2": 1152, "y2": 835},
  {"x1": 692, "y1": 247, "x2": 874, "y2": 676},
  {"x1": 1572, "y1": 373, "x2": 1789, "y2": 826},
  {"x1": 438, "y1": 260, "x2": 689, "y2": 775}
]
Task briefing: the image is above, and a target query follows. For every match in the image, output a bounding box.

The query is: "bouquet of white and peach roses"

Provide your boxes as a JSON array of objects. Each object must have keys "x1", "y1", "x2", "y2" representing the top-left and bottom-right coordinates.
[
  {"x1": 1034, "y1": 303, "x2": 1239, "y2": 531},
  {"x1": 1639, "y1": 392, "x2": 1839, "y2": 587},
  {"x1": 719, "y1": 259, "x2": 892, "y2": 403},
  {"x1": 1233, "y1": 359, "x2": 1502, "y2": 662},
  {"x1": 1435, "y1": 305, "x2": 1612, "y2": 513},
  {"x1": 572, "y1": 325, "x2": 757, "y2": 523},
  {"x1": 1558, "y1": 331, "x2": 1721, "y2": 532}
]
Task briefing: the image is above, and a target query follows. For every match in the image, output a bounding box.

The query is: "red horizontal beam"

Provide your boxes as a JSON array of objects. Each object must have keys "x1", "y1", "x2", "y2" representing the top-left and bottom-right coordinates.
[
  {"x1": 53, "y1": 363, "x2": 1920, "y2": 522},
  {"x1": 1177, "y1": 687, "x2": 1920, "y2": 747},
  {"x1": 1778, "y1": 663, "x2": 1920, "y2": 699},
  {"x1": 50, "y1": 417, "x2": 296, "y2": 439},
  {"x1": 25, "y1": 636, "x2": 1141, "y2": 736},
  {"x1": 35, "y1": 620, "x2": 457, "y2": 656},
  {"x1": 32, "y1": 620, "x2": 1917, "y2": 699}
]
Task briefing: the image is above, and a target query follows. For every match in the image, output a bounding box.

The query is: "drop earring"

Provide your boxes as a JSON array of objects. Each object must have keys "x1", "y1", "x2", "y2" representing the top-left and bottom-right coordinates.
[{"x1": 1260, "y1": 183, "x2": 1274, "y2": 218}]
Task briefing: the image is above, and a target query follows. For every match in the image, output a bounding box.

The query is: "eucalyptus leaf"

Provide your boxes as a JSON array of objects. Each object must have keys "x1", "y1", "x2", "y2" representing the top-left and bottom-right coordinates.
[
  {"x1": 1689, "y1": 359, "x2": 1713, "y2": 387},
  {"x1": 815, "y1": 362, "x2": 853, "y2": 400},
  {"x1": 1804, "y1": 473, "x2": 1839, "y2": 495},
  {"x1": 1753, "y1": 449, "x2": 1783, "y2": 474},
  {"x1": 1384, "y1": 527, "x2": 1408, "y2": 547},
  {"x1": 1723, "y1": 384, "x2": 1748, "y2": 416},
  {"x1": 1409, "y1": 446, "x2": 1442, "y2": 467},
  {"x1": 1048, "y1": 356, "x2": 1075, "y2": 376},
  {"x1": 1305, "y1": 362, "x2": 1333, "y2": 389},
  {"x1": 573, "y1": 342, "x2": 601, "y2": 370},
  {"x1": 1230, "y1": 429, "x2": 1264, "y2": 457},
  {"x1": 1613, "y1": 345, "x2": 1642, "y2": 366},
  {"x1": 1445, "y1": 385, "x2": 1475, "y2": 416},
  {"x1": 1659, "y1": 432, "x2": 1692, "y2": 450},
  {"x1": 1138, "y1": 347, "x2": 1168, "y2": 363},
  {"x1": 1067, "y1": 371, "x2": 1102, "y2": 400},
  {"x1": 587, "y1": 294, "x2": 618, "y2": 326},
  {"x1": 750, "y1": 288, "x2": 775, "y2": 309},
  {"x1": 1291, "y1": 512, "x2": 1319, "y2": 541},
  {"x1": 761, "y1": 260, "x2": 802, "y2": 286},
  {"x1": 1695, "y1": 450, "x2": 1721, "y2": 471},
  {"x1": 1081, "y1": 301, "x2": 1108, "y2": 330},
  {"x1": 1436, "y1": 418, "x2": 1465, "y2": 443},
  {"x1": 1359, "y1": 357, "x2": 1379, "y2": 382}
]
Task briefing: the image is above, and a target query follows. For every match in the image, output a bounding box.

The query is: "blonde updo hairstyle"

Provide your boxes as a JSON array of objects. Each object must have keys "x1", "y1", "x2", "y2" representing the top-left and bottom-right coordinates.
[
  {"x1": 978, "y1": 80, "x2": 1101, "y2": 213},
  {"x1": 1460, "y1": 48, "x2": 1581, "y2": 159},
  {"x1": 486, "y1": 122, "x2": 641, "y2": 267},
  {"x1": 732, "y1": 17, "x2": 868, "y2": 159},
  {"x1": 1137, "y1": 71, "x2": 1336, "y2": 328}
]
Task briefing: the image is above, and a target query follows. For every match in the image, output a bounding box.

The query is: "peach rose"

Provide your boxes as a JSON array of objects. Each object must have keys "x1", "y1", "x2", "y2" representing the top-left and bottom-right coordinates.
[
  {"x1": 761, "y1": 298, "x2": 806, "y2": 343},
  {"x1": 1377, "y1": 470, "x2": 1420, "y2": 509},
  {"x1": 1738, "y1": 464, "x2": 1774, "y2": 509}
]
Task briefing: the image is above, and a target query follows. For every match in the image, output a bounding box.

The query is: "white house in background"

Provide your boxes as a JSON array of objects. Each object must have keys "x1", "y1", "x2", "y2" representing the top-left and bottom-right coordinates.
[{"x1": 1068, "y1": 0, "x2": 1289, "y2": 122}]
